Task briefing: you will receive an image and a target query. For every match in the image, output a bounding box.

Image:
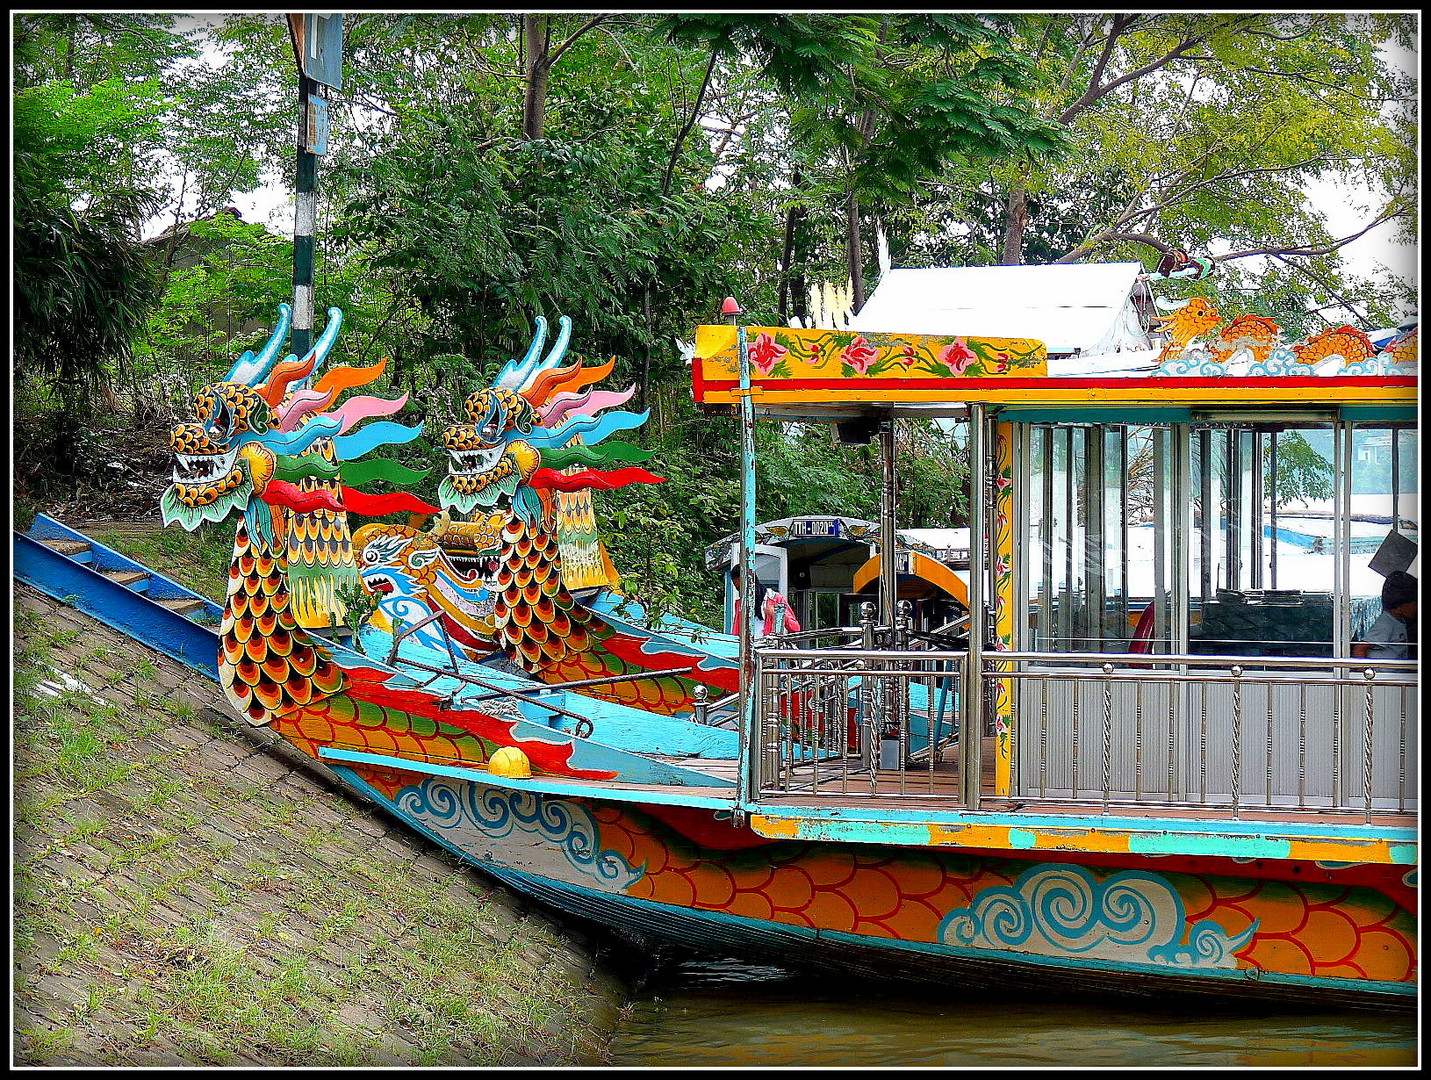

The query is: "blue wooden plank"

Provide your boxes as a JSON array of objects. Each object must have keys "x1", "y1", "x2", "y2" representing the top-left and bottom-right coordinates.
[
  {"x1": 14, "y1": 531, "x2": 222, "y2": 680},
  {"x1": 25, "y1": 515, "x2": 224, "y2": 611}
]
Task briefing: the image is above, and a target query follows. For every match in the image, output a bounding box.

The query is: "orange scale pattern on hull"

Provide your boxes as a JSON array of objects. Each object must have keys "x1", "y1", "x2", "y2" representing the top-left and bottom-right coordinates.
[
  {"x1": 584, "y1": 805, "x2": 1416, "y2": 986},
  {"x1": 269, "y1": 691, "x2": 500, "y2": 800}
]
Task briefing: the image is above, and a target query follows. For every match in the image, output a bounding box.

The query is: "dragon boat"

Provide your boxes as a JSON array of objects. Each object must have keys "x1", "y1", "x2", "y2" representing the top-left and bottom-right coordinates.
[{"x1": 138, "y1": 297, "x2": 1416, "y2": 1009}]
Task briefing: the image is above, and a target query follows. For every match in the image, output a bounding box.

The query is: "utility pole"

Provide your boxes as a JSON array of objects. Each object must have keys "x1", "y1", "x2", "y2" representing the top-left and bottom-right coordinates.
[{"x1": 287, "y1": 14, "x2": 343, "y2": 359}]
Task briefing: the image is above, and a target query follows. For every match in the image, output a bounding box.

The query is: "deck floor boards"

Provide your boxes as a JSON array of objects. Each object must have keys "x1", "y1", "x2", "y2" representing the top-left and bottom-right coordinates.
[{"x1": 650, "y1": 736, "x2": 1416, "y2": 830}]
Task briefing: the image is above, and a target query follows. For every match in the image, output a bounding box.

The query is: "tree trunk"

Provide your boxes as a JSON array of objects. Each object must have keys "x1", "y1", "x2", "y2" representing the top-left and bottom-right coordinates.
[
  {"x1": 778, "y1": 169, "x2": 808, "y2": 325},
  {"x1": 846, "y1": 192, "x2": 865, "y2": 311},
  {"x1": 522, "y1": 15, "x2": 550, "y2": 140},
  {"x1": 1001, "y1": 179, "x2": 1028, "y2": 265}
]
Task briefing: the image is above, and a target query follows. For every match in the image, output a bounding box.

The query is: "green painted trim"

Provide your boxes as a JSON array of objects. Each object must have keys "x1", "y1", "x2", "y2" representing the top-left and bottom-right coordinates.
[
  {"x1": 317, "y1": 746, "x2": 739, "y2": 807},
  {"x1": 1341, "y1": 406, "x2": 1418, "y2": 422},
  {"x1": 995, "y1": 407, "x2": 1194, "y2": 423}
]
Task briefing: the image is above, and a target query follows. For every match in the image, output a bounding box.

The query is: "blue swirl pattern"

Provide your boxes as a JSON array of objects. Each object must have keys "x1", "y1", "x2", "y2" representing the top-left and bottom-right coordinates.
[
  {"x1": 1154, "y1": 348, "x2": 1224, "y2": 377},
  {"x1": 939, "y1": 863, "x2": 1256, "y2": 969},
  {"x1": 1339, "y1": 353, "x2": 1417, "y2": 377},
  {"x1": 394, "y1": 779, "x2": 643, "y2": 889},
  {"x1": 1246, "y1": 345, "x2": 1302, "y2": 376}
]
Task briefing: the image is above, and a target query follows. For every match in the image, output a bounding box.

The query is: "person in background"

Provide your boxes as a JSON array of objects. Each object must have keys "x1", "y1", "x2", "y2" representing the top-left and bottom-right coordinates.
[
  {"x1": 1351, "y1": 570, "x2": 1418, "y2": 661},
  {"x1": 730, "y1": 564, "x2": 801, "y2": 640}
]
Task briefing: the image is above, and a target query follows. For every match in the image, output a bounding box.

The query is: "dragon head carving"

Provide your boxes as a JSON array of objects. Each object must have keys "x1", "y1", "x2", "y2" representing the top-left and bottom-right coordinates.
[
  {"x1": 161, "y1": 303, "x2": 438, "y2": 557},
  {"x1": 438, "y1": 316, "x2": 664, "y2": 526},
  {"x1": 351, "y1": 512, "x2": 508, "y2": 657}
]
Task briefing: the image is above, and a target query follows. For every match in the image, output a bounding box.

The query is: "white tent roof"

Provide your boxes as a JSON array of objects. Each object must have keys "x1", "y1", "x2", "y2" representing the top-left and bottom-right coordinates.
[{"x1": 849, "y1": 262, "x2": 1153, "y2": 356}]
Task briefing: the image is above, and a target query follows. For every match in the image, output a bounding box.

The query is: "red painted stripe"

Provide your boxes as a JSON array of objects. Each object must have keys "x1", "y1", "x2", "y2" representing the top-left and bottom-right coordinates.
[{"x1": 695, "y1": 375, "x2": 1414, "y2": 392}]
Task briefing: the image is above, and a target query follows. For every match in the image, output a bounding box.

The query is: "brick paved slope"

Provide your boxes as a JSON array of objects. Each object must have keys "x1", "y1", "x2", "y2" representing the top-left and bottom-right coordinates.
[{"x1": 13, "y1": 583, "x2": 631, "y2": 1067}]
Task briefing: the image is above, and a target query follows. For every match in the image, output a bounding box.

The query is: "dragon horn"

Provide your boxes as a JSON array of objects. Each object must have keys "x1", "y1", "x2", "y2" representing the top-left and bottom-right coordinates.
[
  {"x1": 494, "y1": 317, "x2": 549, "y2": 390},
  {"x1": 224, "y1": 303, "x2": 293, "y2": 385},
  {"x1": 296, "y1": 308, "x2": 344, "y2": 386},
  {"x1": 544, "y1": 315, "x2": 572, "y2": 371}
]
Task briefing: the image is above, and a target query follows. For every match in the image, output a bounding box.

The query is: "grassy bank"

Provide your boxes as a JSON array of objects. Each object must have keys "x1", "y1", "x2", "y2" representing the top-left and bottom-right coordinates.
[
  {"x1": 85, "y1": 518, "x2": 235, "y2": 603},
  {"x1": 13, "y1": 585, "x2": 631, "y2": 1066}
]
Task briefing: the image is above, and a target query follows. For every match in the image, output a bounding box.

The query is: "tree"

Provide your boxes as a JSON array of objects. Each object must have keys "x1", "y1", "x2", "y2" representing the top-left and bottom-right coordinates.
[
  {"x1": 664, "y1": 14, "x2": 1068, "y2": 312},
  {"x1": 14, "y1": 78, "x2": 165, "y2": 478},
  {"x1": 931, "y1": 13, "x2": 1418, "y2": 327}
]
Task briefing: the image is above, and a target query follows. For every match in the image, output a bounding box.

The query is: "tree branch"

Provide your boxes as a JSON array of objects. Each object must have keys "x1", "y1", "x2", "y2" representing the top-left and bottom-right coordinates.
[
  {"x1": 1214, "y1": 209, "x2": 1409, "y2": 261},
  {"x1": 662, "y1": 46, "x2": 720, "y2": 198},
  {"x1": 1055, "y1": 207, "x2": 1408, "y2": 266},
  {"x1": 1057, "y1": 13, "x2": 1136, "y2": 122},
  {"x1": 1056, "y1": 15, "x2": 1262, "y2": 125},
  {"x1": 546, "y1": 14, "x2": 609, "y2": 68}
]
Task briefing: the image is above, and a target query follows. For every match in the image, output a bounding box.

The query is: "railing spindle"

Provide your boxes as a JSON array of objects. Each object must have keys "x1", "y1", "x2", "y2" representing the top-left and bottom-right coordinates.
[
  {"x1": 1363, "y1": 668, "x2": 1376, "y2": 822},
  {"x1": 1101, "y1": 662, "x2": 1114, "y2": 812}
]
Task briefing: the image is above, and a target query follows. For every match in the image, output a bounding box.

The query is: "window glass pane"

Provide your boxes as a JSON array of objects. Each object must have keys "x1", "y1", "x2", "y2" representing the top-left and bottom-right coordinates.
[
  {"x1": 1189, "y1": 423, "x2": 1336, "y2": 657},
  {"x1": 1024, "y1": 423, "x2": 1174, "y2": 654},
  {"x1": 1349, "y1": 425, "x2": 1418, "y2": 653}
]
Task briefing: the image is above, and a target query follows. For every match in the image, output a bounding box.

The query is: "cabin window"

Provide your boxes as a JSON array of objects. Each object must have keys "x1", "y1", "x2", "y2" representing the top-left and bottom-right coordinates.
[
  {"x1": 1018, "y1": 419, "x2": 1418, "y2": 660},
  {"x1": 1349, "y1": 424, "x2": 1418, "y2": 641},
  {"x1": 1024, "y1": 423, "x2": 1177, "y2": 654},
  {"x1": 1188, "y1": 423, "x2": 1337, "y2": 657}
]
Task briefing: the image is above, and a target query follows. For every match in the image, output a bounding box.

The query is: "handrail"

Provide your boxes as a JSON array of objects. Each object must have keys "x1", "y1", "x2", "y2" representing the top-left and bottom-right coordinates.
[
  {"x1": 385, "y1": 654, "x2": 600, "y2": 736},
  {"x1": 987, "y1": 649, "x2": 1416, "y2": 674}
]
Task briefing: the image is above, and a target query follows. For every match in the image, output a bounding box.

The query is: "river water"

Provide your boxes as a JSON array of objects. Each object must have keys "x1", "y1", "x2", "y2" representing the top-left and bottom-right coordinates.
[{"x1": 609, "y1": 959, "x2": 1417, "y2": 1069}]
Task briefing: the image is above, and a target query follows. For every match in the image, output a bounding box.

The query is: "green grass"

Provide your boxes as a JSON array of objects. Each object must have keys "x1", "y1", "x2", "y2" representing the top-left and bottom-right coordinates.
[{"x1": 13, "y1": 592, "x2": 624, "y2": 1067}]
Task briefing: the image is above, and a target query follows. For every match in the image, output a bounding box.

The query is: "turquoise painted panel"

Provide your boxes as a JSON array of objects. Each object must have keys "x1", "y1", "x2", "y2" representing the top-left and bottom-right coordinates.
[{"x1": 320, "y1": 745, "x2": 736, "y2": 799}]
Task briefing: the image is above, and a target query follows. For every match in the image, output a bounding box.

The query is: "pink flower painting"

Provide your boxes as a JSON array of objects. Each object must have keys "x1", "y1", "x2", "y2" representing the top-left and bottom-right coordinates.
[
  {"x1": 749, "y1": 332, "x2": 788, "y2": 375},
  {"x1": 840, "y1": 335, "x2": 879, "y2": 375},
  {"x1": 938, "y1": 338, "x2": 978, "y2": 376}
]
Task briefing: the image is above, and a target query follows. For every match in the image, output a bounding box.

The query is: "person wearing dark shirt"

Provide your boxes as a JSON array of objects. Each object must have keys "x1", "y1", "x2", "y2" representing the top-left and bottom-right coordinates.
[{"x1": 1352, "y1": 570, "x2": 1418, "y2": 661}]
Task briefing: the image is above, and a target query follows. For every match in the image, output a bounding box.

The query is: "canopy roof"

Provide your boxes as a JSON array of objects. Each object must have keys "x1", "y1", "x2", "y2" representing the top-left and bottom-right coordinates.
[
  {"x1": 850, "y1": 263, "x2": 1154, "y2": 356},
  {"x1": 704, "y1": 516, "x2": 961, "y2": 571}
]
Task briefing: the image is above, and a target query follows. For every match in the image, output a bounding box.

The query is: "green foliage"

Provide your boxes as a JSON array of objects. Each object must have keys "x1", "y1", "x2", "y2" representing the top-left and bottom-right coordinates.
[
  {"x1": 13, "y1": 78, "x2": 167, "y2": 386},
  {"x1": 1266, "y1": 431, "x2": 1334, "y2": 507}
]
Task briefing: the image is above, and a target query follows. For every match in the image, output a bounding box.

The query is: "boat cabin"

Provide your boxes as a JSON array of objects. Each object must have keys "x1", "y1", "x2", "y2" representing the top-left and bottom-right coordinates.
[{"x1": 691, "y1": 310, "x2": 1417, "y2": 818}]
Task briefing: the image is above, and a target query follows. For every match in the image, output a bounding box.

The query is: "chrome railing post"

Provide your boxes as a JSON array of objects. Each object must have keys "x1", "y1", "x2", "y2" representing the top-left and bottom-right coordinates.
[
  {"x1": 1230, "y1": 665, "x2": 1242, "y2": 819},
  {"x1": 1101, "y1": 661, "x2": 1114, "y2": 813},
  {"x1": 1363, "y1": 667, "x2": 1376, "y2": 822}
]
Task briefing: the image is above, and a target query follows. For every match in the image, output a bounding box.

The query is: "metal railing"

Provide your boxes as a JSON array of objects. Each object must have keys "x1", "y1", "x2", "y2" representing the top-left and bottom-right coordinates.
[
  {"x1": 754, "y1": 647, "x2": 966, "y2": 799},
  {"x1": 998, "y1": 652, "x2": 1417, "y2": 819},
  {"x1": 752, "y1": 646, "x2": 1417, "y2": 820}
]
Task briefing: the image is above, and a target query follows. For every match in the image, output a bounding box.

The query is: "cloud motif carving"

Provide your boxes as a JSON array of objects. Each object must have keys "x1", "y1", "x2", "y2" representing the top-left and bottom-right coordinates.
[
  {"x1": 938, "y1": 863, "x2": 1256, "y2": 970},
  {"x1": 396, "y1": 778, "x2": 643, "y2": 889},
  {"x1": 1154, "y1": 348, "x2": 1224, "y2": 377}
]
